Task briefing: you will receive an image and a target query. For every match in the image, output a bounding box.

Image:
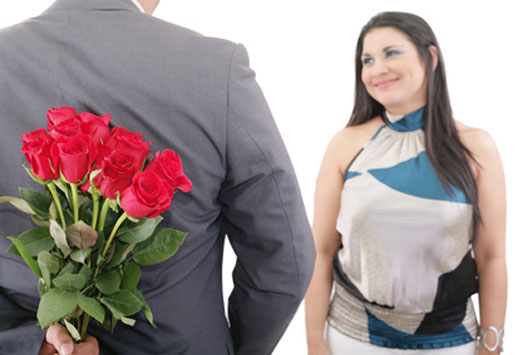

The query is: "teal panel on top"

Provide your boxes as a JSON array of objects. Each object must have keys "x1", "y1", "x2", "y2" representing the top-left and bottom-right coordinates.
[
  {"x1": 345, "y1": 171, "x2": 362, "y2": 180},
  {"x1": 365, "y1": 308, "x2": 474, "y2": 349},
  {"x1": 367, "y1": 152, "x2": 468, "y2": 204},
  {"x1": 387, "y1": 106, "x2": 425, "y2": 132}
]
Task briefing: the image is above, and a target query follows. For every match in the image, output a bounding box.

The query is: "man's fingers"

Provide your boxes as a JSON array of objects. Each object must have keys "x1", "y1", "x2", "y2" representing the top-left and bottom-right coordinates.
[
  {"x1": 39, "y1": 341, "x2": 57, "y2": 355},
  {"x1": 45, "y1": 324, "x2": 74, "y2": 355},
  {"x1": 74, "y1": 335, "x2": 99, "y2": 355},
  {"x1": 43, "y1": 324, "x2": 98, "y2": 355}
]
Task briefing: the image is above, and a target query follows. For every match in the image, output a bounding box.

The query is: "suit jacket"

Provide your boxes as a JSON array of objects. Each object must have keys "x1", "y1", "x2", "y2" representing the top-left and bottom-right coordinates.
[{"x1": 0, "y1": 1, "x2": 315, "y2": 354}]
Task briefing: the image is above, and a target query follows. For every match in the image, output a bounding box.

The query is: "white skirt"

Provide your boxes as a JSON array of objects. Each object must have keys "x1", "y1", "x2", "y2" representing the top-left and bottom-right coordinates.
[{"x1": 326, "y1": 324, "x2": 477, "y2": 355}]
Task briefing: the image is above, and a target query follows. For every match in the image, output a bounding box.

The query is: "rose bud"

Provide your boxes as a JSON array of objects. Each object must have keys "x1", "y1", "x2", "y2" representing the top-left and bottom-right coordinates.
[
  {"x1": 51, "y1": 134, "x2": 97, "y2": 184},
  {"x1": 105, "y1": 127, "x2": 150, "y2": 172},
  {"x1": 120, "y1": 171, "x2": 172, "y2": 219},
  {"x1": 145, "y1": 149, "x2": 192, "y2": 193},
  {"x1": 21, "y1": 128, "x2": 59, "y2": 181},
  {"x1": 93, "y1": 143, "x2": 114, "y2": 170},
  {"x1": 94, "y1": 151, "x2": 138, "y2": 199},
  {"x1": 47, "y1": 106, "x2": 82, "y2": 139},
  {"x1": 79, "y1": 112, "x2": 112, "y2": 144}
]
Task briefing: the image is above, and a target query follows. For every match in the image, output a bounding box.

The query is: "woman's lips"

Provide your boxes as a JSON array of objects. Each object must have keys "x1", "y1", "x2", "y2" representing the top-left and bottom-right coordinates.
[{"x1": 375, "y1": 78, "x2": 398, "y2": 89}]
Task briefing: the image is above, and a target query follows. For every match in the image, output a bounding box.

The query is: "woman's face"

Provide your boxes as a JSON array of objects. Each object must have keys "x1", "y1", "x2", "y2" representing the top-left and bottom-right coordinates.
[{"x1": 361, "y1": 26, "x2": 427, "y2": 115}]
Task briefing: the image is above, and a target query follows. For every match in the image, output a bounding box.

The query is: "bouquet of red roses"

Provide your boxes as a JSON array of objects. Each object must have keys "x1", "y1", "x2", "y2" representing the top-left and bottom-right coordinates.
[{"x1": 0, "y1": 107, "x2": 192, "y2": 341}]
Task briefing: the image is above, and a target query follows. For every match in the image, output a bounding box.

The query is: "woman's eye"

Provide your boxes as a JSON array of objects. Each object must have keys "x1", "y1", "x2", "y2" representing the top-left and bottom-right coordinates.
[
  {"x1": 385, "y1": 49, "x2": 401, "y2": 58},
  {"x1": 362, "y1": 57, "x2": 374, "y2": 65}
]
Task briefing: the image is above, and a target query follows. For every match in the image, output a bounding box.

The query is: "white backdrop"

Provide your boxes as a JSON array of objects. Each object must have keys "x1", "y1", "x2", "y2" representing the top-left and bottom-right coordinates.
[{"x1": 2, "y1": 1, "x2": 530, "y2": 354}]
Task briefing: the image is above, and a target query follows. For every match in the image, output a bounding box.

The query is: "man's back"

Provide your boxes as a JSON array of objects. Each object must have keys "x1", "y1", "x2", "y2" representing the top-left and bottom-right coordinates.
[{"x1": 0, "y1": 1, "x2": 315, "y2": 354}]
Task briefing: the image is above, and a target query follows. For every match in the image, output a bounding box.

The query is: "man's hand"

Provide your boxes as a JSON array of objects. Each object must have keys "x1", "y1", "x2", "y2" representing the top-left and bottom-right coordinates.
[{"x1": 39, "y1": 324, "x2": 99, "y2": 355}]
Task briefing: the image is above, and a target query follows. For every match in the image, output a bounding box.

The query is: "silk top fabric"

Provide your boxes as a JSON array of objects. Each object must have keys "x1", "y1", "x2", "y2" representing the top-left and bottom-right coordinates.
[{"x1": 330, "y1": 107, "x2": 478, "y2": 349}]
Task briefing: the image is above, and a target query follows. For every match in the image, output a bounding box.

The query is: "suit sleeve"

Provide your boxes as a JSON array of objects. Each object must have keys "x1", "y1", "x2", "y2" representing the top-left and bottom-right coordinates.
[
  {"x1": 219, "y1": 43, "x2": 316, "y2": 355},
  {"x1": 0, "y1": 283, "x2": 45, "y2": 355}
]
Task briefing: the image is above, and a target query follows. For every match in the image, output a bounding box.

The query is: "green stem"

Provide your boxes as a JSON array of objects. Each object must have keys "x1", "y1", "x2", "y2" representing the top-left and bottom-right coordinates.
[
  {"x1": 47, "y1": 183, "x2": 66, "y2": 230},
  {"x1": 98, "y1": 198, "x2": 110, "y2": 232},
  {"x1": 70, "y1": 183, "x2": 79, "y2": 223},
  {"x1": 91, "y1": 193, "x2": 100, "y2": 229},
  {"x1": 102, "y1": 212, "x2": 128, "y2": 257},
  {"x1": 84, "y1": 213, "x2": 128, "y2": 340},
  {"x1": 92, "y1": 211, "x2": 128, "y2": 282},
  {"x1": 79, "y1": 312, "x2": 90, "y2": 342}
]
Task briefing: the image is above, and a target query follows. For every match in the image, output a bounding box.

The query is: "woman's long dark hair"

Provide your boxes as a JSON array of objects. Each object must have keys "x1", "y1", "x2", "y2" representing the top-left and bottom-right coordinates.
[{"x1": 348, "y1": 11, "x2": 481, "y2": 238}]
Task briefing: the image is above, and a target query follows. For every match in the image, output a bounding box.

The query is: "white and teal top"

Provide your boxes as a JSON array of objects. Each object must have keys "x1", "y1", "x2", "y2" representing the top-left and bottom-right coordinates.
[{"x1": 329, "y1": 107, "x2": 478, "y2": 349}]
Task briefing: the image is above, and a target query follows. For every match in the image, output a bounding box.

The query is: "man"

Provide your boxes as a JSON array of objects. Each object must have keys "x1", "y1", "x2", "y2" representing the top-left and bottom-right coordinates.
[{"x1": 0, "y1": 0, "x2": 315, "y2": 354}]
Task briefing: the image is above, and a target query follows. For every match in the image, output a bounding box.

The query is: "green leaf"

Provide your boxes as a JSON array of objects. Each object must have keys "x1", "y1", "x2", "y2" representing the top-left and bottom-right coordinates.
[
  {"x1": 38, "y1": 278, "x2": 49, "y2": 297},
  {"x1": 58, "y1": 262, "x2": 78, "y2": 277},
  {"x1": 121, "y1": 263, "x2": 140, "y2": 293},
  {"x1": 127, "y1": 216, "x2": 139, "y2": 223},
  {"x1": 23, "y1": 164, "x2": 46, "y2": 185},
  {"x1": 120, "y1": 316, "x2": 136, "y2": 326},
  {"x1": 79, "y1": 264, "x2": 92, "y2": 281},
  {"x1": 49, "y1": 201, "x2": 58, "y2": 220},
  {"x1": 105, "y1": 241, "x2": 134, "y2": 270},
  {"x1": 102, "y1": 311, "x2": 119, "y2": 332},
  {"x1": 95, "y1": 269, "x2": 121, "y2": 295},
  {"x1": 0, "y1": 195, "x2": 35, "y2": 214},
  {"x1": 89, "y1": 232, "x2": 104, "y2": 268},
  {"x1": 37, "y1": 288, "x2": 77, "y2": 327},
  {"x1": 103, "y1": 241, "x2": 116, "y2": 265},
  {"x1": 64, "y1": 318, "x2": 81, "y2": 342},
  {"x1": 66, "y1": 221, "x2": 98, "y2": 249},
  {"x1": 18, "y1": 188, "x2": 52, "y2": 217},
  {"x1": 89, "y1": 169, "x2": 101, "y2": 182},
  {"x1": 135, "y1": 289, "x2": 156, "y2": 327},
  {"x1": 49, "y1": 219, "x2": 71, "y2": 257},
  {"x1": 78, "y1": 195, "x2": 90, "y2": 208},
  {"x1": 100, "y1": 290, "x2": 142, "y2": 319},
  {"x1": 7, "y1": 227, "x2": 54, "y2": 257},
  {"x1": 7, "y1": 237, "x2": 42, "y2": 278},
  {"x1": 76, "y1": 293, "x2": 105, "y2": 324},
  {"x1": 117, "y1": 216, "x2": 162, "y2": 244},
  {"x1": 38, "y1": 251, "x2": 60, "y2": 286},
  {"x1": 133, "y1": 228, "x2": 187, "y2": 266},
  {"x1": 52, "y1": 273, "x2": 87, "y2": 291},
  {"x1": 70, "y1": 248, "x2": 92, "y2": 264},
  {"x1": 31, "y1": 214, "x2": 51, "y2": 228},
  {"x1": 108, "y1": 199, "x2": 119, "y2": 213},
  {"x1": 53, "y1": 179, "x2": 70, "y2": 203}
]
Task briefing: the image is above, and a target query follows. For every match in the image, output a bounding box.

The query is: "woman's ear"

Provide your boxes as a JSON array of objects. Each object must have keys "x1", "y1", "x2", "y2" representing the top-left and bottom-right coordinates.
[{"x1": 428, "y1": 45, "x2": 439, "y2": 71}]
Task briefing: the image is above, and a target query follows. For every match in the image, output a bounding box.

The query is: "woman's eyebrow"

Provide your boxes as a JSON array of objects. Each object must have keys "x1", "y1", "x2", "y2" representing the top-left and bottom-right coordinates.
[{"x1": 382, "y1": 44, "x2": 404, "y2": 52}]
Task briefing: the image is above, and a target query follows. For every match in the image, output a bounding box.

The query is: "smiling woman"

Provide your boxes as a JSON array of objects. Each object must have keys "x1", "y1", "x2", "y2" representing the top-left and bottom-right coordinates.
[
  {"x1": 360, "y1": 27, "x2": 434, "y2": 115},
  {"x1": 305, "y1": 11, "x2": 507, "y2": 355}
]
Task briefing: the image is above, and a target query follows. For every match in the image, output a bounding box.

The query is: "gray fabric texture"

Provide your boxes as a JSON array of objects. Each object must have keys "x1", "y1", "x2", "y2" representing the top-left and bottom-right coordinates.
[{"x1": 0, "y1": 1, "x2": 315, "y2": 354}]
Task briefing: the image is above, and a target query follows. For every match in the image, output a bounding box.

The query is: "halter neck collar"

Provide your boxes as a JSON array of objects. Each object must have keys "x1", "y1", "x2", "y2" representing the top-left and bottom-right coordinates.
[{"x1": 383, "y1": 107, "x2": 425, "y2": 132}]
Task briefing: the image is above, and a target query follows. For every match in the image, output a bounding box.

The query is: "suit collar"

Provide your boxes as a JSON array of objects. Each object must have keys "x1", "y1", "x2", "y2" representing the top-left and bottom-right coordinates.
[{"x1": 44, "y1": 0, "x2": 140, "y2": 13}]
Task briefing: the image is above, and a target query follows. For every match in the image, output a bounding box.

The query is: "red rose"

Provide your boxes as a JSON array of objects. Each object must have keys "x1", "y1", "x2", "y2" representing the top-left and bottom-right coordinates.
[
  {"x1": 51, "y1": 134, "x2": 97, "y2": 184},
  {"x1": 145, "y1": 150, "x2": 192, "y2": 193},
  {"x1": 47, "y1": 107, "x2": 82, "y2": 139},
  {"x1": 105, "y1": 127, "x2": 150, "y2": 171},
  {"x1": 21, "y1": 128, "x2": 58, "y2": 181},
  {"x1": 79, "y1": 112, "x2": 112, "y2": 144},
  {"x1": 94, "y1": 151, "x2": 137, "y2": 199},
  {"x1": 120, "y1": 171, "x2": 172, "y2": 219}
]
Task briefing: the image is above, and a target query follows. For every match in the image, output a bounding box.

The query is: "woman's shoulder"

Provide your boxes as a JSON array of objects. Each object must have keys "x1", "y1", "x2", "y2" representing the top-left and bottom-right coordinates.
[
  {"x1": 455, "y1": 120, "x2": 498, "y2": 154},
  {"x1": 330, "y1": 116, "x2": 384, "y2": 148},
  {"x1": 324, "y1": 116, "x2": 384, "y2": 173},
  {"x1": 455, "y1": 120, "x2": 500, "y2": 178}
]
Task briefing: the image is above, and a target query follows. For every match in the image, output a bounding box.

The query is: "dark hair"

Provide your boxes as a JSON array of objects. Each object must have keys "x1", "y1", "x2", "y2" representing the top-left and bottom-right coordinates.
[{"x1": 348, "y1": 11, "x2": 481, "y2": 238}]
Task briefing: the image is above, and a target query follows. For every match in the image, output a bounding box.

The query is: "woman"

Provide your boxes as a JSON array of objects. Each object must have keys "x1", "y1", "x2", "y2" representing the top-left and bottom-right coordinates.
[{"x1": 305, "y1": 12, "x2": 506, "y2": 354}]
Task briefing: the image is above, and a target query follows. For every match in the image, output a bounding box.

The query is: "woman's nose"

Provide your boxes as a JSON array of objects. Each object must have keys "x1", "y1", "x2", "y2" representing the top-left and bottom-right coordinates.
[{"x1": 368, "y1": 59, "x2": 389, "y2": 77}]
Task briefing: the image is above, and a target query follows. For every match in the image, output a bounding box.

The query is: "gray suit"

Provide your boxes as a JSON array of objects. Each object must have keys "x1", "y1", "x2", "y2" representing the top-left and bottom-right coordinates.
[{"x1": 0, "y1": 1, "x2": 315, "y2": 354}]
